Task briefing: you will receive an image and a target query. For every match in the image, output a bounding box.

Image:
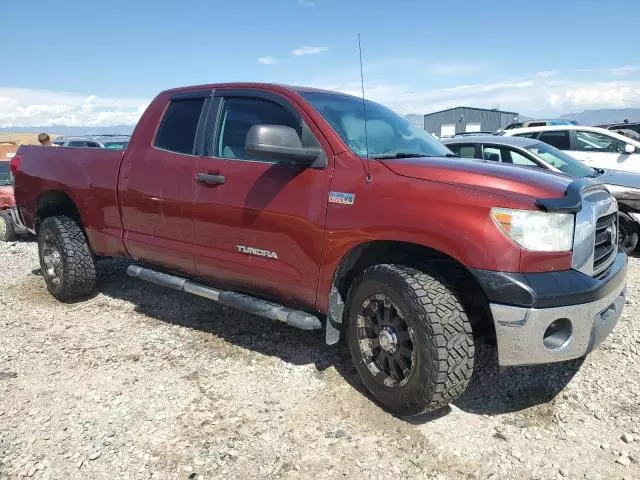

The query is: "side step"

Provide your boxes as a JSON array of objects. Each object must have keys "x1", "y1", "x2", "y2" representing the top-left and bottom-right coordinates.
[{"x1": 126, "y1": 265, "x2": 322, "y2": 331}]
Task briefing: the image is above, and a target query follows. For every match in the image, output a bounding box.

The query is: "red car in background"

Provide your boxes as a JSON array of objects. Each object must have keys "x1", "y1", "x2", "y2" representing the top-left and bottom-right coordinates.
[{"x1": 0, "y1": 142, "x2": 28, "y2": 241}]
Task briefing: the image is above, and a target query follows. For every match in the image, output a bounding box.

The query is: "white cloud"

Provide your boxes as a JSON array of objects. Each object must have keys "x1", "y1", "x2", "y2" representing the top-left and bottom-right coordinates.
[
  {"x1": 0, "y1": 87, "x2": 148, "y2": 127},
  {"x1": 311, "y1": 77, "x2": 640, "y2": 116},
  {"x1": 535, "y1": 70, "x2": 559, "y2": 78},
  {"x1": 610, "y1": 65, "x2": 640, "y2": 76},
  {"x1": 298, "y1": 0, "x2": 316, "y2": 5},
  {"x1": 258, "y1": 56, "x2": 278, "y2": 65},
  {"x1": 292, "y1": 46, "x2": 328, "y2": 56},
  {"x1": 547, "y1": 82, "x2": 640, "y2": 110}
]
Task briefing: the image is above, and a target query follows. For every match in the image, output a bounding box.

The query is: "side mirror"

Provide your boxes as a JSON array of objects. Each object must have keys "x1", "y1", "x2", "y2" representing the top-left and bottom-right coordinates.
[
  {"x1": 624, "y1": 143, "x2": 636, "y2": 154},
  {"x1": 245, "y1": 125, "x2": 322, "y2": 166}
]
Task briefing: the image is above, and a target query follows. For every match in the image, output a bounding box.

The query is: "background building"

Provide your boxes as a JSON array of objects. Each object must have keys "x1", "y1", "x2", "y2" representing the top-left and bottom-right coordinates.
[{"x1": 424, "y1": 107, "x2": 519, "y2": 138}]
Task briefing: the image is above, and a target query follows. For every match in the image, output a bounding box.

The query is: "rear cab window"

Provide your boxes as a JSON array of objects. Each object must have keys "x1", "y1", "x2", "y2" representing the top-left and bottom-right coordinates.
[{"x1": 155, "y1": 98, "x2": 206, "y2": 154}]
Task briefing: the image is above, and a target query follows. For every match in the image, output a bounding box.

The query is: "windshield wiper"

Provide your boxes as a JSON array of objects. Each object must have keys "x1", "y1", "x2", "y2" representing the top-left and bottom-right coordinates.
[
  {"x1": 589, "y1": 168, "x2": 605, "y2": 177},
  {"x1": 371, "y1": 152, "x2": 458, "y2": 159},
  {"x1": 370, "y1": 152, "x2": 426, "y2": 159}
]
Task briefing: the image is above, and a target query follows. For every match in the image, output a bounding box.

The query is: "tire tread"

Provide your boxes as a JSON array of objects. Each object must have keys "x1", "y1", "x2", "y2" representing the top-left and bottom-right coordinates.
[
  {"x1": 347, "y1": 263, "x2": 475, "y2": 415},
  {"x1": 38, "y1": 216, "x2": 96, "y2": 301}
]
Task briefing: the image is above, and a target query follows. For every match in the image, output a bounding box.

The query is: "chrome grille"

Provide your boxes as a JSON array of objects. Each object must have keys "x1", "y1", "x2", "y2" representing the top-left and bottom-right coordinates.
[
  {"x1": 593, "y1": 212, "x2": 618, "y2": 276},
  {"x1": 572, "y1": 187, "x2": 618, "y2": 277}
]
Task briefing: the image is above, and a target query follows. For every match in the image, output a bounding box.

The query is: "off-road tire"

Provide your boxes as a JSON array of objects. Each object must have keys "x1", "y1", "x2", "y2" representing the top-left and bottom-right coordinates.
[
  {"x1": 0, "y1": 211, "x2": 18, "y2": 242},
  {"x1": 38, "y1": 216, "x2": 96, "y2": 301},
  {"x1": 618, "y1": 212, "x2": 638, "y2": 255},
  {"x1": 346, "y1": 264, "x2": 474, "y2": 416}
]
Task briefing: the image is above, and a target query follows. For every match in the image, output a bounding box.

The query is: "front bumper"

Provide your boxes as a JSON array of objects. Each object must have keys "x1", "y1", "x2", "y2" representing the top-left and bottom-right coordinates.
[{"x1": 471, "y1": 252, "x2": 627, "y2": 366}]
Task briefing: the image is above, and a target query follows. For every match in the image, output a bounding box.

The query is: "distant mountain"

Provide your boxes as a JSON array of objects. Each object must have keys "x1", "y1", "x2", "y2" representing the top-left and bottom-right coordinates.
[
  {"x1": 0, "y1": 125, "x2": 135, "y2": 136},
  {"x1": 558, "y1": 108, "x2": 640, "y2": 126}
]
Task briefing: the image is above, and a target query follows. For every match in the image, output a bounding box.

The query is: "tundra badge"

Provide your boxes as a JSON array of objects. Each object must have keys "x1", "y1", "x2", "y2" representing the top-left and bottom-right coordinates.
[
  {"x1": 237, "y1": 245, "x2": 278, "y2": 260},
  {"x1": 329, "y1": 192, "x2": 355, "y2": 205}
]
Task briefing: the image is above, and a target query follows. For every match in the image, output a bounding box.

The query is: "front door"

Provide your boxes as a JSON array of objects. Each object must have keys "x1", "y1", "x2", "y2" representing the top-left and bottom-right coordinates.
[{"x1": 192, "y1": 90, "x2": 333, "y2": 309}]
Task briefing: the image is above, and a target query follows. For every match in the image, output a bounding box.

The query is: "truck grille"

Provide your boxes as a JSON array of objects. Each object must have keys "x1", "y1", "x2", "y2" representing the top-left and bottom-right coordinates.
[{"x1": 593, "y1": 212, "x2": 618, "y2": 276}]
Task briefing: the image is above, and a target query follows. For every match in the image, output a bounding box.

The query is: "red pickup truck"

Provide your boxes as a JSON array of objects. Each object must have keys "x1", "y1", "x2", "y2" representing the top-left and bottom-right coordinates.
[{"x1": 11, "y1": 83, "x2": 627, "y2": 415}]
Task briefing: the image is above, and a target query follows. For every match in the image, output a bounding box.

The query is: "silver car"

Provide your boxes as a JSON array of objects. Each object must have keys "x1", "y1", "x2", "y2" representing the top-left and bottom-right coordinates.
[
  {"x1": 442, "y1": 134, "x2": 640, "y2": 254},
  {"x1": 52, "y1": 135, "x2": 130, "y2": 150}
]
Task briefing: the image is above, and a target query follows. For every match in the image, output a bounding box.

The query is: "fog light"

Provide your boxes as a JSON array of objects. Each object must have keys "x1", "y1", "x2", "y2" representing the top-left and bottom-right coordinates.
[{"x1": 543, "y1": 318, "x2": 573, "y2": 350}]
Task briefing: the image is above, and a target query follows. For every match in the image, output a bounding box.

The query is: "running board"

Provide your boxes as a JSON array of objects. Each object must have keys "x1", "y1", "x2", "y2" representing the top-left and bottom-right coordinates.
[{"x1": 126, "y1": 265, "x2": 322, "y2": 331}]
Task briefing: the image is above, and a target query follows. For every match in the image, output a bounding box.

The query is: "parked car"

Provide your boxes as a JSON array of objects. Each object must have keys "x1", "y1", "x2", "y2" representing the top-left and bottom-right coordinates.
[
  {"x1": 597, "y1": 122, "x2": 640, "y2": 136},
  {"x1": 502, "y1": 119, "x2": 577, "y2": 130},
  {"x1": 0, "y1": 158, "x2": 28, "y2": 241},
  {"x1": 610, "y1": 128, "x2": 640, "y2": 142},
  {"x1": 453, "y1": 131, "x2": 498, "y2": 137},
  {"x1": 53, "y1": 135, "x2": 130, "y2": 150},
  {"x1": 503, "y1": 125, "x2": 640, "y2": 174},
  {"x1": 11, "y1": 82, "x2": 627, "y2": 415},
  {"x1": 443, "y1": 135, "x2": 640, "y2": 253}
]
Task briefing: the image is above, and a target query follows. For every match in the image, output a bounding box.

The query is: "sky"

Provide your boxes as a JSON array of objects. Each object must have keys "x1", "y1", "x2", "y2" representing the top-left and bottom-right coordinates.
[{"x1": 1, "y1": 0, "x2": 639, "y2": 127}]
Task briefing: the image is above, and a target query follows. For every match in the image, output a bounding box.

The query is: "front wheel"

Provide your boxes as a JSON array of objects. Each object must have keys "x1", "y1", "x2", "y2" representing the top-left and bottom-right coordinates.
[
  {"x1": 38, "y1": 216, "x2": 96, "y2": 301},
  {"x1": 618, "y1": 212, "x2": 638, "y2": 255},
  {"x1": 0, "y1": 211, "x2": 17, "y2": 242},
  {"x1": 346, "y1": 264, "x2": 475, "y2": 416}
]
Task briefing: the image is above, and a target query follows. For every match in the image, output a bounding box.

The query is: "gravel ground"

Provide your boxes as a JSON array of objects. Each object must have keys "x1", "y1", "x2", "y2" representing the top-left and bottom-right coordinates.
[{"x1": 1, "y1": 240, "x2": 639, "y2": 480}]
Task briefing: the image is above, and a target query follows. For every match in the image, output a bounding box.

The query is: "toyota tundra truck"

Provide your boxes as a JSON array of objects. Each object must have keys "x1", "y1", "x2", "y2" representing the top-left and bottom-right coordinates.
[{"x1": 10, "y1": 83, "x2": 627, "y2": 415}]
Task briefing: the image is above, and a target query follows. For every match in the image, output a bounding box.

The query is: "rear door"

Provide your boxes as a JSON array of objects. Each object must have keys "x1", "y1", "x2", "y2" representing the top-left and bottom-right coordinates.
[
  {"x1": 119, "y1": 91, "x2": 210, "y2": 274},
  {"x1": 192, "y1": 89, "x2": 333, "y2": 309}
]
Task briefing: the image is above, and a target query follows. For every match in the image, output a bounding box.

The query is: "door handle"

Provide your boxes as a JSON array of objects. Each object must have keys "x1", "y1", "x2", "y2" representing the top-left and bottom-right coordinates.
[{"x1": 195, "y1": 173, "x2": 225, "y2": 186}]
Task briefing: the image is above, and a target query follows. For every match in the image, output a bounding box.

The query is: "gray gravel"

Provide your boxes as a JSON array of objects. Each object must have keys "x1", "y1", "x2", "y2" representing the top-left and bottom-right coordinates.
[{"x1": 1, "y1": 240, "x2": 639, "y2": 479}]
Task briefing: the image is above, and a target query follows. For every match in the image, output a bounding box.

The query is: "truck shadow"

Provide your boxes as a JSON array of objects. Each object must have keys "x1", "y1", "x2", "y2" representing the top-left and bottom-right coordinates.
[{"x1": 94, "y1": 259, "x2": 581, "y2": 422}]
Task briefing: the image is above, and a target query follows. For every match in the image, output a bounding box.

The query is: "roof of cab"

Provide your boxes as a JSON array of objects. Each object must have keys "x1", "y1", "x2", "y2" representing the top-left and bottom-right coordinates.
[{"x1": 159, "y1": 82, "x2": 361, "y2": 100}]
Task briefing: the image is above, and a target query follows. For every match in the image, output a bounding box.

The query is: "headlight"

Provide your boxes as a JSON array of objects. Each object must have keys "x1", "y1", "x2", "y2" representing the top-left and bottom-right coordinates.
[{"x1": 491, "y1": 208, "x2": 575, "y2": 252}]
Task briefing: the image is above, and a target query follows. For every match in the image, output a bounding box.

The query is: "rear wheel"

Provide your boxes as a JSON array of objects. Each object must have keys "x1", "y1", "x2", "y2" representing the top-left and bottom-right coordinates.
[
  {"x1": 618, "y1": 212, "x2": 638, "y2": 255},
  {"x1": 346, "y1": 264, "x2": 475, "y2": 415},
  {"x1": 0, "y1": 211, "x2": 17, "y2": 242},
  {"x1": 38, "y1": 216, "x2": 96, "y2": 301}
]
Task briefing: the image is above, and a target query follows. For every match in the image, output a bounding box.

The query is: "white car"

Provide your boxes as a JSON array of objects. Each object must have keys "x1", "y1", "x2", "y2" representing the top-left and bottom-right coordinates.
[{"x1": 502, "y1": 125, "x2": 640, "y2": 174}]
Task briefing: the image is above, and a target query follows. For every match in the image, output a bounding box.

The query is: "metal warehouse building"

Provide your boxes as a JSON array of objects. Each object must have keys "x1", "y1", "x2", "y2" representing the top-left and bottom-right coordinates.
[{"x1": 424, "y1": 107, "x2": 519, "y2": 138}]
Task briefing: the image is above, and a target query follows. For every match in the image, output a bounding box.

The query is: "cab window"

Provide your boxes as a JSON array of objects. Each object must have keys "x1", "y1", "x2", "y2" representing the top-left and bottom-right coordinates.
[
  {"x1": 215, "y1": 96, "x2": 320, "y2": 162},
  {"x1": 155, "y1": 98, "x2": 206, "y2": 155}
]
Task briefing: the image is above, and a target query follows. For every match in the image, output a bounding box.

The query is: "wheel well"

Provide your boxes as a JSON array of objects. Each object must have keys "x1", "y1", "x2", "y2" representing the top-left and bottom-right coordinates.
[
  {"x1": 330, "y1": 241, "x2": 494, "y2": 338},
  {"x1": 35, "y1": 191, "x2": 82, "y2": 232}
]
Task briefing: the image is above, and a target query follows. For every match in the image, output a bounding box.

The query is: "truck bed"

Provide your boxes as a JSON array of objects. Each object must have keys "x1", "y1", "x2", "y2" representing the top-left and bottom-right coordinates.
[{"x1": 14, "y1": 145, "x2": 128, "y2": 256}]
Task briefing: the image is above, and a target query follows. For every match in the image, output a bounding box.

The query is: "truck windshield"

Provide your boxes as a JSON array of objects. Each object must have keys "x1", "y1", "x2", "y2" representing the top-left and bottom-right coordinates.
[
  {"x1": 526, "y1": 142, "x2": 594, "y2": 178},
  {"x1": 301, "y1": 91, "x2": 451, "y2": 159},
  {"x1": 0, "y1": 162, "x2": 11, "y2": 185}
]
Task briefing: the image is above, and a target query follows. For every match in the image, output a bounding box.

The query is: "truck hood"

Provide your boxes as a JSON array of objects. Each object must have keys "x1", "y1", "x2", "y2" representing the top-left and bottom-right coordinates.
[{"x1": 380, "y1": 156, "x2": 572, "y2": 200}]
